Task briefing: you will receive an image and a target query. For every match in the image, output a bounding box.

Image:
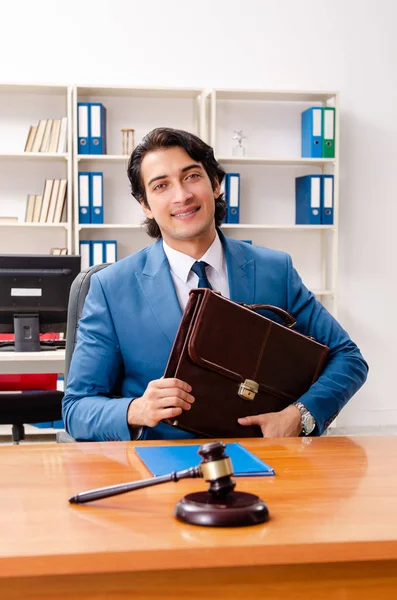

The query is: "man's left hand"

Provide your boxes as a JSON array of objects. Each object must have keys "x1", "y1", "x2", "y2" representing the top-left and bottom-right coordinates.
[{"x1": 238, "y1": 404, "x2": 302, "y2": 438}]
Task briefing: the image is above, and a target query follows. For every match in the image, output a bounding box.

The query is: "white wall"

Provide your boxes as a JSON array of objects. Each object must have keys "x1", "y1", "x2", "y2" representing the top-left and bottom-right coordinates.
[{"x1": 1, "y1": 0, "x2": 396, "y2": 427}]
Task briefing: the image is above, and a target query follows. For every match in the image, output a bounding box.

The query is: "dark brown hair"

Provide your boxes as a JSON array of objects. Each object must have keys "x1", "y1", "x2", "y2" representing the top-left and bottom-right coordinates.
[{"x1": 127, "y1": 127, "x2": 226, "y2": 239}]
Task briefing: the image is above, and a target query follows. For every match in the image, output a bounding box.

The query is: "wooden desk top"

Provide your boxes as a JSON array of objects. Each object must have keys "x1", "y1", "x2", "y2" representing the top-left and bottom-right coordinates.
[{"x1": 1, "y1": 436, "x2": 396, "y2": 579}]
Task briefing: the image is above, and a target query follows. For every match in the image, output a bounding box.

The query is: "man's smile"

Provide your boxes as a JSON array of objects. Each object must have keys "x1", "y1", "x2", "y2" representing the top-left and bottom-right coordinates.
[{"x1": 172, "y1": 207, "x2": 201, "y2": 219}]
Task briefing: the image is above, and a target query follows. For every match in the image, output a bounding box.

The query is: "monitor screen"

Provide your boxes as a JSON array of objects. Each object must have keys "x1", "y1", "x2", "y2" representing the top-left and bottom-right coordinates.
[{"x1": 0, "y1": 254, "x2": 81, "y2": 350}]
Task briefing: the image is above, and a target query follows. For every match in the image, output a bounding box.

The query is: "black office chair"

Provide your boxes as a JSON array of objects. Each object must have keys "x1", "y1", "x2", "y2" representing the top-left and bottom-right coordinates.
[
  {"x1": 0, "y1": 389, "x2": 64, "y2": 444},
  {"x1": 56, "y1": 263, "x2": 110, "y2": 443}
]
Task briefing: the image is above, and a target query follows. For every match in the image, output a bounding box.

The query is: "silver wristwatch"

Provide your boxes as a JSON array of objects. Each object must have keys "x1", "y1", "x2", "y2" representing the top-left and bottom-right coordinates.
[{"x1": 293, "y1": 401, "x2": 316, "y2": 435}]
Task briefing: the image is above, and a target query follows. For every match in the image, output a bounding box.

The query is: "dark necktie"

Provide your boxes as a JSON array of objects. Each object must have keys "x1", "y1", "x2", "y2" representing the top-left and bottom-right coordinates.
[{"x1": 191, "y1": 261, "x2": 212, "y2": 290}]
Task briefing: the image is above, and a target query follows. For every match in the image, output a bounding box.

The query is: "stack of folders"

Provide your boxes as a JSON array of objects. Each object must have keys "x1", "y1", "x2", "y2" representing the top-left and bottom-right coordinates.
[
  {"x1": 79, "y1": 240, "x2": 117, "y2": 271},
  {"x1": 24, "y1": 179, "x2": 67, "y2": 223},
  {"x1": 222, "y1": 173, "x2": 240, "y2": 224},
  {"x1": 295, "y1": 174, "x2": 334, "y2": 225},
  {"x1": 301, "y1": 107, "x2": 335, "y2": 158},
  {"x1": 77, "y1": 102, "x2": 107, "y2": 155},
  {"x1": 24, "y1": 118, "x2": 68, "y2": 153},
  {"x1": 78, "y1": 172, "x2": 103, "y2": 224}
]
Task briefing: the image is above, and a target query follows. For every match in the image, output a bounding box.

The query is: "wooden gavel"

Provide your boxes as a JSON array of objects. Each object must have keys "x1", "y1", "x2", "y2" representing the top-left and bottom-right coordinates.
[{"x1": 69, "y1": 441, "x2": 269, "y2": 527}]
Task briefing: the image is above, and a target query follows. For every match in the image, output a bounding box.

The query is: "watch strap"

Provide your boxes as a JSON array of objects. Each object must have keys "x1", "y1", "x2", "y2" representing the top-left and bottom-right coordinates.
[{"x1": 293, "y1": 401, "x2": 315, "y2": 435}]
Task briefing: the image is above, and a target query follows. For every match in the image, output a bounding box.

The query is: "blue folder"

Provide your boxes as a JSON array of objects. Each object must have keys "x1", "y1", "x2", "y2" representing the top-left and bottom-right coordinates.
[
  {"x1": 77, "y1": 103, "x2": 90, "y2": 155},
  {"x1": 225, "y1": 173, "x2": 240, "y2": 223},
  {"x1": 321, "y1": 174, "x2": 334, "y2": 225},
  {"x1": 90, "y1": 172, "x2": 104, "y2": 224},
  {"x1": 89, "y1": 103, "x2": 107, "y2": 154},
  {"x1": 78, "y1": 172, "x2": 91, "y2": 224},
  {"x1": 301, "y1": 107, "x2": 322, "y2": 158},
  {"x1": 295, "y1": 174, "x2": 322, "y2": 225},
  {"x1": 135, "y1": 442, "x2": 275, "y2": 477}
]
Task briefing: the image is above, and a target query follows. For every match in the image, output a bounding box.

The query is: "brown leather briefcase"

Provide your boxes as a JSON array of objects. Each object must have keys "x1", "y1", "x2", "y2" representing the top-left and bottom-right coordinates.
[{"x1": 164, "y1": 289, "x2": 329, "y2": 438}]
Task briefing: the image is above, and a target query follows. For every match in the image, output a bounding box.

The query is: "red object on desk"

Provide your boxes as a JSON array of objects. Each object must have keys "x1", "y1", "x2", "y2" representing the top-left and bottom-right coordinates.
[{"x1": 0, "y1": 374, "x2": 57, "y2": 391}]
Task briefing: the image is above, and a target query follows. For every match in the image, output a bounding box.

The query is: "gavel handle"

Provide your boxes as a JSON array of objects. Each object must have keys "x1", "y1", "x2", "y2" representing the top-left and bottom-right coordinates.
[{"x1": 68, "y1": 466, "x2": 201, "y2": 504}]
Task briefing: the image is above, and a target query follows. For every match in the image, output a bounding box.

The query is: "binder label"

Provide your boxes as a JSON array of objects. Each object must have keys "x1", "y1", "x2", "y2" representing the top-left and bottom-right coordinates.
[
  {"x1": 324, "y1": 110, "x2": 335, "y2": 139},
  {"x1": 324, "y1": 177, "x2": 333, "y2": 207},
  {"x1": 92, "y1": 175, "x2": 102, "y2": 207},
  {"x1": 311, "y1": 177, "x2": 321, "y2": 208},
  {"x1": 229, "y1": 176, "x2": 239, "y2": 207},
  {"x1": 106, "y1": 242, "x2": 117, "y2": 263},
  {"x1": 79, "y1": 242, "x2": 91, "y2": 271},
  {"x1": 91, "y1": 105, "x2": 101, "y2": 137},
  {"x1": 313, "y1": 108, "x2": 322, "y2": 136},
  {"x1": 78, "y1": 105, "x2": 88, "y2": 137},
  {"x1": 79, "y1": 174, "x2": 90, "y2": 222}
]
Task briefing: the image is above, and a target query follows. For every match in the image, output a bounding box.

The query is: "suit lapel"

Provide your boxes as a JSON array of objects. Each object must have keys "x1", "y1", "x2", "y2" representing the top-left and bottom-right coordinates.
[
  {"x1": 136, "y1": 234, "x2": 256, "y2": 343},
  {"x1": 220, "y1": 231, "x2": 255, "y2": 306},
  {"x1": 136, "y1": 241, "x2": 182, "y2": 345}
]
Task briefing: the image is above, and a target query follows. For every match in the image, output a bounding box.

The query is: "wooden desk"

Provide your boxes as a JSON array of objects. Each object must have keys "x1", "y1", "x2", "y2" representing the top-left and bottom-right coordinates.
[
  {"x1": 0, "y1": 348, "x2": 65, "y2": 374},
  {"x1": 1, "y1": 436, "x2": 397, "y2": 599}
]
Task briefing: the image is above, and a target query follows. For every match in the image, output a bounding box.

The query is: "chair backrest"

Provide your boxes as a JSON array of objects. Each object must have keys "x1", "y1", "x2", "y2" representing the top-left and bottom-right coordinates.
[{"x1": 65, "y1": 263, "x2": 110, "y2": 384}]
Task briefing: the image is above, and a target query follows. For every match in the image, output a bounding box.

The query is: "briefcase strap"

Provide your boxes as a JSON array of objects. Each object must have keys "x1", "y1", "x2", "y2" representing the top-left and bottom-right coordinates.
[{"x1": 238, "y1": 303, "x2": 296, "y2": 329}]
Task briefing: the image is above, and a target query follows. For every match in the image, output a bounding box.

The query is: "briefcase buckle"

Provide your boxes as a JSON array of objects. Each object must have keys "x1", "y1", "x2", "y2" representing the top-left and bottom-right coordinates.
[{"x1": 238, "y1": 379, "x2": 259, "y2": 401}]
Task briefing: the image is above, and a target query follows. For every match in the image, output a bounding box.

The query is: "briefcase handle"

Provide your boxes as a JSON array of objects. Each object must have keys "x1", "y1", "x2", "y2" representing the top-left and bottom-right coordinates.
[{"x1": 239, "y1": 303, "x2": 297, "y2": 328}]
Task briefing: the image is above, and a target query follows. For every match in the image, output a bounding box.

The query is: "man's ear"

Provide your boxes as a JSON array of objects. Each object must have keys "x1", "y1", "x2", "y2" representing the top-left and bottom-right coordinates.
[
  {"x1": 140, "y1": 199, "x2": 153, "y2": 219},
  {"x1": 213, "y1": 179, "x2": 221, "y2": 198}
]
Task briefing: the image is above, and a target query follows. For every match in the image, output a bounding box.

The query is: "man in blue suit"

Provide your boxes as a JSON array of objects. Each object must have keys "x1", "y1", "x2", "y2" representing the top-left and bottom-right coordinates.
[{"x1": 63, "y1": 127, "x2": 368, "y2": 442}]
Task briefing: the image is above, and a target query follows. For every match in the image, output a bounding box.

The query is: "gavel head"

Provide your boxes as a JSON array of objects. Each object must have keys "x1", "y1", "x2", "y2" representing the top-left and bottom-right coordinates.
[{"x1": 198, "y1": 441, "x2": 236, "y2": 498}]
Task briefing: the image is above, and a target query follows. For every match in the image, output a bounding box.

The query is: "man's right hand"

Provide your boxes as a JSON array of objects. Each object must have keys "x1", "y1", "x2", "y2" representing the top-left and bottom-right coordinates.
[{"x1": 127, "y1": 378, "x2": 195, "y2": 428}]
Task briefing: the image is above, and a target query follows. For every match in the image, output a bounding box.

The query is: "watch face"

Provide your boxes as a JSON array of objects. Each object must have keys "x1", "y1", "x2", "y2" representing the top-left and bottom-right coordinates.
[{"x1": 303, "y1": 413, "x2": 316, "y2": 434}]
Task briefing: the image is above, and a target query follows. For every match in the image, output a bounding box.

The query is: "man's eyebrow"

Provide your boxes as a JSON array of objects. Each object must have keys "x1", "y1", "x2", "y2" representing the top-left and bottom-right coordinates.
[
  {"x1": 148, "y1": 164, "x2": 202, "y2": 187},
  {"x1": 181, "y1": 163, "x2": 202, "y2": 173},
  {"x1": 148, "y1": 174, "x2": 167, "y2": 186}
]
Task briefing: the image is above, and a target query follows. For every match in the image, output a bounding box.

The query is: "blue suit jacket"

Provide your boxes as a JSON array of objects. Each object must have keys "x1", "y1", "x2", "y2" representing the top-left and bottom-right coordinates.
[{"x1": 63, "y1": 233, "x2": 368, "y2": 441}]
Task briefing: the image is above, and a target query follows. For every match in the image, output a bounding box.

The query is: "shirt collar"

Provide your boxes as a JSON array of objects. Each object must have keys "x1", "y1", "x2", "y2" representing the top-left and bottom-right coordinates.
[{"x1": 163, "y1": 232, "x2": 224, "y2": 284}]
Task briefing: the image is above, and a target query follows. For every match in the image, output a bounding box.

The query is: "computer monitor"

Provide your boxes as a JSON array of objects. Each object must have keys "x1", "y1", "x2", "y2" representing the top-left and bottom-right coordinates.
[{"x1": 0, "y1": 255, "x2": 81, "y2": 352}]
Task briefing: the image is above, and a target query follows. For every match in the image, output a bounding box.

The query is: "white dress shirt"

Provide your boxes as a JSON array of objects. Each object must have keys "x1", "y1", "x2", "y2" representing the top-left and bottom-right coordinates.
[{"x1": 162, "y1": 232, "x2": 230, "y2": 311}]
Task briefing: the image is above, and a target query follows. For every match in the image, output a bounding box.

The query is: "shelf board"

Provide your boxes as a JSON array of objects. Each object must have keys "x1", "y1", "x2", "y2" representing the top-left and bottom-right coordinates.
[
  {"x1": 0, "y1": 222, "x2": 69, "y2": 228},
  {"x1": 221, "y1": 224, "x2": 335, "y2": 231},
  {"x1": 0, "y1": 152, "x2": 68, "y2": 160},
  {"x1": 217, "y1": 156, "x2": 335, "y2": 167},
  {"x1": 78, "y1": 224, "x2": 143, "y2": 230},
  {"x1": 77, "y1": 154, "x2": 128, "y2": 162},
  {"x1": 211, "y1": 89, "x2": 337, "y2": 102},
  {"x1": 77, "y1": 85, "x2": 203, "y2": 99},
  {"x1": 78, "y1": 223, "x2": 334, "y2": 232},
  {"x1": 0, "y1": 84, "x2": 68, "y2": 95}
]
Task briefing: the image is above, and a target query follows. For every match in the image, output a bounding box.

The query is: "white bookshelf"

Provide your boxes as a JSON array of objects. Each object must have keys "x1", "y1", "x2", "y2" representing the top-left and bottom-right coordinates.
[
  {"x1": 1, "y1": 83, "x2": 340, "y2": 316},
  {"x1": 207, "y1": 88, "x2": 340, "y2": 316},
  {"x1": 0, "y1": 83, "x2": 73, "y2": 253},
  {"x1": 73, "y1": 84, "x2": 206, "y2": 255}
]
